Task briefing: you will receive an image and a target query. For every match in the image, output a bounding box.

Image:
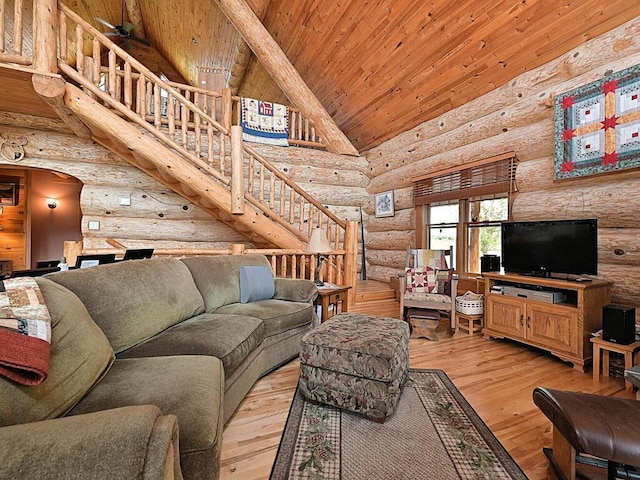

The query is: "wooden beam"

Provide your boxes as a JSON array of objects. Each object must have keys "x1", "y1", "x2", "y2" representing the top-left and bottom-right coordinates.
[
  {"x1": 214, "y1": 0, "x2": 359, "y2": 157},
  {"x1": 227, "y1": 0, "x2": 271, "y2": 95},
  {"x1": 124, "y1": 0, "x2": 146, "y2": 39},
  {"x1": 31, "y1": 74, "x2": 92, "y2": 139}
]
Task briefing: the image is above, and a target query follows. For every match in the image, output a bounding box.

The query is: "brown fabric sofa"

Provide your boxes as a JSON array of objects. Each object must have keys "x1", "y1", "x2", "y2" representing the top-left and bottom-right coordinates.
[{"x1": 0, "y1": 254, "x2": 317, "y2": 480}]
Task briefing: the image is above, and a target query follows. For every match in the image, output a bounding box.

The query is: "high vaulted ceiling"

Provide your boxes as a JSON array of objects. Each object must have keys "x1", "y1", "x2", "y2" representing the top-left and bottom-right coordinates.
[{"x1": 6, "y1": 0, "x2": 640, "y2": 153}]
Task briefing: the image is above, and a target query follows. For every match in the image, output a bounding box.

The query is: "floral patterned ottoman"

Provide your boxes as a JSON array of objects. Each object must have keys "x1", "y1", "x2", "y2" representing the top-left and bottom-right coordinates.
[{"x1": 298, "y1": 312, "x2": 410, "y2": 422}]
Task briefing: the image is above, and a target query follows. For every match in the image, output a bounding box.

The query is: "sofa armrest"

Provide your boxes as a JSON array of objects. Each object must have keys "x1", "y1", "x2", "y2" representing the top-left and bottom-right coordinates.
[
  {"x1": 273, "y1": 278, "x2": 318, "y2": 303},
  {"x1": 0, "y1": 405, "x2": 182, "y2": 480}
]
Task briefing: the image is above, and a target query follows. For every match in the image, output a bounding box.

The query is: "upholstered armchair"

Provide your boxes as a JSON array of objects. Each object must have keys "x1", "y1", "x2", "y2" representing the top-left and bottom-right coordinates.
[{"x1": 398, "y1": 247, "x2": 458, "y2": 329}]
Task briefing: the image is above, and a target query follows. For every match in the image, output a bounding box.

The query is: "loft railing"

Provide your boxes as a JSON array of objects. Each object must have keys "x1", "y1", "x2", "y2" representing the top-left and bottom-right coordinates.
[
  {"x1": 0, "y1": 0, "x2": 32, "y2": 66},
  {"x1": 64, "y1": 241, "x2": 349, "y2": 286},
  {"x1": 230, "y1": 96, "x2": 325, "y2": 149},
  {"x1": 0, "y1": 1, "x2": 325, "y2": 151},
  {"x1": 56, "y1": 2, "x2": 346, "y2": 249}
]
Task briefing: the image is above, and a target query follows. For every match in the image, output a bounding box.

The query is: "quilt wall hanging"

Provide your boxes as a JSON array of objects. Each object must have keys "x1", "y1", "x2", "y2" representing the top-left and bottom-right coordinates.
[
  {"x1": 241, "y1": 97, "x2": 289, "y2": 147},
  {"x1": 554, "y1": 63, "x2": 640, "y2": 180}
]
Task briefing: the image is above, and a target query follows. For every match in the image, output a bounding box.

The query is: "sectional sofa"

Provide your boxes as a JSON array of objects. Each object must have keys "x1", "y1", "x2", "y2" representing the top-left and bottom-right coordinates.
[{"x1": 0, "y1": 254, "x2": 317, "y2": 480}]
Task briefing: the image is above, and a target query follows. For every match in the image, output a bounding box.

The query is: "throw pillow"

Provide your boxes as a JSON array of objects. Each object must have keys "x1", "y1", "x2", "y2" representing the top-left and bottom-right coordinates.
[
  {"x1": 240, "y1": 265, "x2": 275, "y2": 303},
  {"x1": 0, "y1": 277, "x2": 114, "y2": 427},
  {"x1": 404, "y1": 267, "x2": 436, "y2": 293},
  {"x1": 435, "y1": 269, "x2": 454, "y2": 295}
]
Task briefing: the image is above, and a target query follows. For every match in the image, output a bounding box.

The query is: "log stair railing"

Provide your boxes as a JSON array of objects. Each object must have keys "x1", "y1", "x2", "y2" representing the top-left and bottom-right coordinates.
[{"x1": 54, "y1": 2, "x2": 348, "y2": 253}]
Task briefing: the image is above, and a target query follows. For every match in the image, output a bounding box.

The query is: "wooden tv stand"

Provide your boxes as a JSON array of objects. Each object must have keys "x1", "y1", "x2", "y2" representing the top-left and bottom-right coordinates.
[{"x1": 483, "y1": 273, "x2": 611, "y2": 373}]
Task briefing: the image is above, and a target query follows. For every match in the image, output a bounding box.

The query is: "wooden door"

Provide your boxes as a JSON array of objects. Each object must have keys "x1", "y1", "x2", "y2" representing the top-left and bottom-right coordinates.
[
  {"x1": 486, "y1": 294, "x2": 525, "y2": 338},
  {"x1": 526, "y1": 303, "x2": 578, "y2": 355}
]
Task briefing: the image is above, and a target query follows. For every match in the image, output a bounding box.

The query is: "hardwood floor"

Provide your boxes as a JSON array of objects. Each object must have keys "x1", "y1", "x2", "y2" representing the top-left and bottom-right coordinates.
[{"x1": 220, "y1": 292, "x2": 634, "y2": 479}]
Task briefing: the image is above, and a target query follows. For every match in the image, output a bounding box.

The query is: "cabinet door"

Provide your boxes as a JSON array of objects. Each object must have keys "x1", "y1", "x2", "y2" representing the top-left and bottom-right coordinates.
[
  {"x1": 526, "y1": 304, "x2": 578, "y2": 355},
  {"x1": 486, "y1": 294, "x2": 525, "y2": 338}
]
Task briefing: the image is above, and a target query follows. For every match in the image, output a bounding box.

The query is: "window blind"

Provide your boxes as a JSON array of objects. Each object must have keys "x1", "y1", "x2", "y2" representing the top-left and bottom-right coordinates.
[{"x1": 412, "y1": 152, "x2": 517, "y2": 205}]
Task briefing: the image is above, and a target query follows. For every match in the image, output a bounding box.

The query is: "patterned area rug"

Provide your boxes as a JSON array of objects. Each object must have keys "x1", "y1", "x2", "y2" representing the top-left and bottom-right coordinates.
[{"x1": 270, "y1": 369, "x2": 527, "y2": 480}]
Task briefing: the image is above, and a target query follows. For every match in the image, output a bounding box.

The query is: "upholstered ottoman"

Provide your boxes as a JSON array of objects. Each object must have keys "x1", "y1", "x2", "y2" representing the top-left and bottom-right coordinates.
[{"x1": 298, "y1": 312, "x2": 410, "y2": 422}]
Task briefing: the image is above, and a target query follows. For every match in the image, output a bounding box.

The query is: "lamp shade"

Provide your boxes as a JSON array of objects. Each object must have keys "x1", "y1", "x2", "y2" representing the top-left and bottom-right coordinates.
[{"x1": 306, "y1": 227, "x2": 332, "y2": 253}]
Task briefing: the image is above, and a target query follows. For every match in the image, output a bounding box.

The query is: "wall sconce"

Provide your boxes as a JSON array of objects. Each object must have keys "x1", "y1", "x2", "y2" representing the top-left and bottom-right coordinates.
[
  {"x1": 46, "y1": 198, "x2": 57, "y2": 209},
  {"x1": 306, "y1": 226, "x2": 332, "y2": 286}
]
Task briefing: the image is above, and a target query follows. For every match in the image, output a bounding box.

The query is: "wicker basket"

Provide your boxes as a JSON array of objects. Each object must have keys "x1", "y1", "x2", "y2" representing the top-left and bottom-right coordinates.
[{"x1": 455, "y1": 296, "x2": 484, "y2": 315}]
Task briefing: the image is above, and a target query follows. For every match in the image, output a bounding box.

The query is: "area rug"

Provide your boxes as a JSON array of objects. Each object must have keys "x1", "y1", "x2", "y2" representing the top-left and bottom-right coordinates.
[{"x1": 270, "y1": 369, "x2": 527, "y2": 480}]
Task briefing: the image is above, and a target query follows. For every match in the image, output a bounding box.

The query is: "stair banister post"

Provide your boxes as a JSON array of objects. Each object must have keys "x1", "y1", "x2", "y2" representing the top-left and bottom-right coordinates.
[
  {"x1": 231, "y1": 244, "x2": 245, "y2": 255},
  {"x1": 33, "y1": 0, "x2": 58, "y2": 73},
  {"x1": 63, "y1": 240, "x2": 83, "y2": 269},
  {"x1": 222, "y1": 88, "x2": 233, "y2": 132},
  {"x1": 343, "y1": 220, "x2": 359, "y2": 308},
  {"x1": 230, "y1": 125, "x2": 245, "y2": 215}
]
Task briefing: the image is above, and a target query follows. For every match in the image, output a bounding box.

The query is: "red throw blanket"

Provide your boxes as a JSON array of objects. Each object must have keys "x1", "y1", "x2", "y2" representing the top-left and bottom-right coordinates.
[{"x1": 0, "y1": 277, "x2": 52, "y2": 385}]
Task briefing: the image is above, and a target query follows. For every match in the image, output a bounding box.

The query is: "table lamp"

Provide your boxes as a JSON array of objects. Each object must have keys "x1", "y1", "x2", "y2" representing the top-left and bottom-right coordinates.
[{"x1": 306, "y1": 226, "x2": 332, "y2": 286}]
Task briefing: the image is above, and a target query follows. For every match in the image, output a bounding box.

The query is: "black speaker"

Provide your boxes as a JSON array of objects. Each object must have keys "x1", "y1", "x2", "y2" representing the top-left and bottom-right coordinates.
[
  {"x1": 481, "y1": 255, "x2": 500, "y2": 273},
  {"x1": 602, "y1": 304, "x2": 636, "y2": 345}
]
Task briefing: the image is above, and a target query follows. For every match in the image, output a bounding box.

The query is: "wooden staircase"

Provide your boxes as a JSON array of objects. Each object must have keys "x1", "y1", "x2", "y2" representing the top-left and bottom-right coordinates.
[
  {"x1": 39, "y1": 2, "x2": 349, "y2": 252},
  {"x1": 351, "y1": 280, "x2": 400, "y2": 319}
]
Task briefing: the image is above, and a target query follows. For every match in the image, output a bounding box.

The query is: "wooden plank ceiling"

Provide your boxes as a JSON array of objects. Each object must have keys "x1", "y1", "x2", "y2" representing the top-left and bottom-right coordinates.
[{"x1": 5, "y1": 0, "x2": 640, "y2": 153}]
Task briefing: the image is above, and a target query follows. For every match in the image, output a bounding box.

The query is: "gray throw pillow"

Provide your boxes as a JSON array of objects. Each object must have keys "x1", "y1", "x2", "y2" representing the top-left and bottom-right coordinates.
[{"x1": 240, "y1": 266, "x2": 275, "y2": 303}]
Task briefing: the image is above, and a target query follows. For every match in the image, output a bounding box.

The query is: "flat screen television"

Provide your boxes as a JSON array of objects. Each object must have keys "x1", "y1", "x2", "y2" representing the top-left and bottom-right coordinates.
[{"x1": 501, "y1": 219, "x2": 598, "y2": 277}]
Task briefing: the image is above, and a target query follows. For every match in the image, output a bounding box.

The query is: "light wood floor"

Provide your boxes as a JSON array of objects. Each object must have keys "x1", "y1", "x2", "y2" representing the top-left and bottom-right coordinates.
[{"x1": 220, "y1": 286, "x2": 634, "y2": 479}]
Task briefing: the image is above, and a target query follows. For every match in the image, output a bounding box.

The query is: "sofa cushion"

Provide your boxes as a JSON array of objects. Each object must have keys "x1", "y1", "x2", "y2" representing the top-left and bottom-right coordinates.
[
  {"x1": 273, "y1": 277, "x2": 318, "y2": 303},
  {"x1": 0, "y1": 277, "x2": 114, "y2": 426},
  {"x1": 181, "y1": 254, "x2": 271, "y2": 311},
  {"x1": 215, "y1": 299, "x2": 313, "y2": 337},
  {"x1": 47, "y1": 258, "x2": 205, "y2": 353},
  {"x1": 117, "y1": 313, "x2": 265, "y2": 378},
  {"x1": 240, "y1": 265, "x2": 275, "y2": 303},
  {"x1": 68, "y1": 355, "x2": 224, "y2": 480}
]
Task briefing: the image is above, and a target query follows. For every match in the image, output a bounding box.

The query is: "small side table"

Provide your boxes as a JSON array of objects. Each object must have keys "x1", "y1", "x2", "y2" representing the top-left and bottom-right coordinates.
[
  {"x1": 591, "y1": 336, "x2": 640, "y2": 392},
  {"x1": 456, "y1": 312, "x2": 483, "y2": 336},
  {"x1": 315, "y1": 284, "x2": 351, "y2": 322}
]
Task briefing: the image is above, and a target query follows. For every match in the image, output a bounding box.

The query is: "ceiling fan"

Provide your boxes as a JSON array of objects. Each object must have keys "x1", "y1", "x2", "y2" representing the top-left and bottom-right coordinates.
[{"x1": 95, "y1": 0, "x2": 150, "y2": 49}]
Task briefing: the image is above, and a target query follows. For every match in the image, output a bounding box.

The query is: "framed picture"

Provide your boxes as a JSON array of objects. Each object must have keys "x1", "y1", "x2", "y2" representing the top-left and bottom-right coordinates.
[
  {"x1": 554, "y1": 62, "x2": 640, "y2": 180},
  {"x1": 375, "y1": 190, "x2": 395, "y2": 218},
  {"x1": 0, "y1": 176, "x2": 19, "y2": 206}
]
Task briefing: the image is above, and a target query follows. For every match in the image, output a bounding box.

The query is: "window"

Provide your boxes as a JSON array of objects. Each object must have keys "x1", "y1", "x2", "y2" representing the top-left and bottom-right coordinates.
[
  {"x1": 413, "y1": 152, "x2": 517, "y2": 274},
  {"x1": 466, "y1": 197, "x2": 508, "y2": 273},
  {"x1": 425, "y1": 197, "x2": 508, "y2": 274},
  {"x1": 428, "y1": 203, "x2": 458, "y2": 269}
]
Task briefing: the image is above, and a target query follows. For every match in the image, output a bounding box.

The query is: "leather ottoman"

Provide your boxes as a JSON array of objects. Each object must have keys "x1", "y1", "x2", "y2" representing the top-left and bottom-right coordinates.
[{"x1": 298, "y1": 312, "x2": 410, "y2": 422}]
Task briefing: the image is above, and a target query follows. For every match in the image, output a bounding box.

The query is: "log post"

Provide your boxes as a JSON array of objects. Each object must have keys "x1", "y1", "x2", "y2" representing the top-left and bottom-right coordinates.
[
  {"x1": 230, "y1": 125, "x2": 245, "y2": 214},
  {"x1": 231, "y1": 244, "x2": 246, "y2": 255},
  {"x1": 343, "y1": 220, "x2": 359, "y2": 308},
  {"x1": 63, "y1": 240, "x2": 83, "y2": 267},
  {"x1": 222, "y1": 88, "x2": 232, "y2": 132},
  {"x1": 33, "y1": 0, "x2": 58, "y2": 73}
]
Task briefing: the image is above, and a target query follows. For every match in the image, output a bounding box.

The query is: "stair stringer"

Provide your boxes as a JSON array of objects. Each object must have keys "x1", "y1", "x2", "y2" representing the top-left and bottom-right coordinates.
[{"x1": 63, "y1": 82, "x2": 306, "y2": 250}]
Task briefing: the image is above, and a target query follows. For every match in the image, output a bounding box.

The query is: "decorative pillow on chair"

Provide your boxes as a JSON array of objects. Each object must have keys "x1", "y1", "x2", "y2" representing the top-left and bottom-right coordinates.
[
  {"x1": 240, "y1": 266, "x2": 275, "y2": 303},
  {"x1": 435, "y1": 269, "x2": 454, "y2": 295},
  {"x1": 405, "y1": 267, "x2": 437, "y2": 294}
]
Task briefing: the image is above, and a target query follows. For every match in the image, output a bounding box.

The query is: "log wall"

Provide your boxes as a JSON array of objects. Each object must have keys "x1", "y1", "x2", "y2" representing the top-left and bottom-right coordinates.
[
  {"x1": 363, "y1": 15, "x2": 640, "y2": 307},
  {"x1": 0, "y1": 121, "x2": 368, "y2": 255}
]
